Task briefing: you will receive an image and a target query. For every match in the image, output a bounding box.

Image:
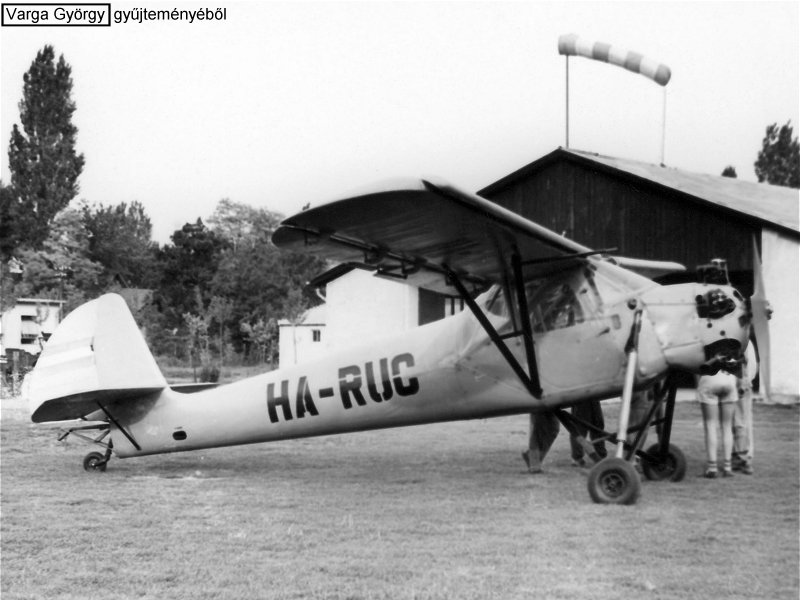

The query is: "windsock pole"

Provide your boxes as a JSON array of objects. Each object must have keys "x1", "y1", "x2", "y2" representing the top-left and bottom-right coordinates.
[
  {"x1": 565, "y1": 55, "x2": 570, "y2": 148},
  {"x1": 661, "y1": 87, "x2": 667, "y2": 164},
  {"x1": 558, "y1": 33, "x2": 672, "y2": 159}
]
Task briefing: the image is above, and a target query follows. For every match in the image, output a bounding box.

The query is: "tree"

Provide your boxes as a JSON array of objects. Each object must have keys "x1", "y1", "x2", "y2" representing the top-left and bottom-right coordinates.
[
  {"x1": 205, "y1": 198, "x2": 326, "y2": 360},
  {"x1": 183, "y1": 311, "x2": 210, "y2": 381},
  {"x1": 754, "y1": 121, "x2": 800, "y2": 188},
  {"x1": 207, "y1": 198, "x2": 282, "y2": 252},
  {"x1": 82, "y1": 201, "x2": 158, "y2": 288},
  {"x1": 207, "y1": 295, "x2": 234, "y2": 364},
  {"x1": 721, "y1": 166, "x2": 737, "y2": 178},
  {"x1": 6, "y1": 46, "x2": 85, "y2": 250},
  {"x1": 11, "y1": 207, "x2": 103, "y2": 315},
  {"x1": 155, "y1": 218, "x2": 229, "y2": 328},
  {"x1": 1, "y1": 181, "x2": 22, "y2": 259},
  {"x1": 239, "y1": 318, "x2": 278, "y2": 365}
]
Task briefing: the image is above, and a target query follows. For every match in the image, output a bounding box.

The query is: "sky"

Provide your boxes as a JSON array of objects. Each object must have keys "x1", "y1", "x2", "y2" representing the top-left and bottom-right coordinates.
[{"x1": 1, "y1": 1, "x2": 798, "y2": 244}]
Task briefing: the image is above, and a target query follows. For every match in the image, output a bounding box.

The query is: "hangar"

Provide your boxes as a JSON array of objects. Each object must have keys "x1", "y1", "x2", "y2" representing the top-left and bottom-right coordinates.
[
  {"x1": 479, "y1": 148, "x2": 798, "y2": 402},
  {"x1": 280, "y1": 148, "x2": 799, "y2": 402}
]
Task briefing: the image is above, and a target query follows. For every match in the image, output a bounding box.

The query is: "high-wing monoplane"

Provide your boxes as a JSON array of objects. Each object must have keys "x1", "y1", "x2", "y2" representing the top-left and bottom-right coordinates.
[{"x1": 27, "y1": 179, "x2": 765, "y2": 504}]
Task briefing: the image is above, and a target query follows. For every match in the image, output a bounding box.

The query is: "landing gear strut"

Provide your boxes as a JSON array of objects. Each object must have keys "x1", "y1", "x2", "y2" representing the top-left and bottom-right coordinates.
[
  {"x1": 83, "y1": 451, "x2": 108, "y2": 472},
  {"x1": 584, "y1": 306, "x2": 688, "y2": 504},
  {"x1": 586, "y1": 306, "x2": 644, "y2": 504},
  {"x1": 58, "y1": 422, "x2": 113, "y2": 473}
]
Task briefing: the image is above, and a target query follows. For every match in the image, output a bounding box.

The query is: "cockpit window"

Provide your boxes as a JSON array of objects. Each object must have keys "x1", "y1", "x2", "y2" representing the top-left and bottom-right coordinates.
[
  {"x1": 529, "y1": 280, "x2": 585, "y2": 332},
  {"x1": 483, "y1": 285, "x2": 510, "y2": 317},
  {"x1": 481, "y1": 270, "x2": 594, "y2": 332}
]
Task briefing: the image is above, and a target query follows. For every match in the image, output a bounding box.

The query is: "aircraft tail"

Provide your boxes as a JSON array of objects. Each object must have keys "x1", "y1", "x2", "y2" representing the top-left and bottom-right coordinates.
[{"x1": 28, "y1": 293, "x2": 167, "y2": 423}]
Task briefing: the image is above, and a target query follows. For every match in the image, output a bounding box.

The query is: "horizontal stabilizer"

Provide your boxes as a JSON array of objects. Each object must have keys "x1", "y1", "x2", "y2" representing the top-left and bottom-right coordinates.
[
  {"x1": 607, "y1": 256, "x2": 686, "y2": 279},
  {"x1": 28, "y1": 294, "x2": 166, "y2": 422}
]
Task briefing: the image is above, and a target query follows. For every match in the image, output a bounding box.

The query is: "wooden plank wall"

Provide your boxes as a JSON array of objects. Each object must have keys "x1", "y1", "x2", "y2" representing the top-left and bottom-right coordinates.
[{"x1": 483, "y1": 161, "x2": 759, "y2": 277}]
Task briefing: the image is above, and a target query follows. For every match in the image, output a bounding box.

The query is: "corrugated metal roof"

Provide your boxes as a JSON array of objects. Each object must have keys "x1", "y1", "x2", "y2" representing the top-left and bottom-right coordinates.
[
  {"x1": 480, "y1": 148, "x2": 799, "y2": 235},
  {"x1": 567, "y1": 149, "x2": 798, "y2": 233}
]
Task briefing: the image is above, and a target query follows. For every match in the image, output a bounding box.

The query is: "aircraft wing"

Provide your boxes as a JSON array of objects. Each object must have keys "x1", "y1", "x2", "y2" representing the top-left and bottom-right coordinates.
[{"x1": 273, "y1": 178, "x2": 596, "y2": 294}]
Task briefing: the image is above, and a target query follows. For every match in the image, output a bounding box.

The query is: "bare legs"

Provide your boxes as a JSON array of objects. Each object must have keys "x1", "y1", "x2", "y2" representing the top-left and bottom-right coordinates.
[{"x1": 701, "y1": 401, "x2": 735, "y2": 475}]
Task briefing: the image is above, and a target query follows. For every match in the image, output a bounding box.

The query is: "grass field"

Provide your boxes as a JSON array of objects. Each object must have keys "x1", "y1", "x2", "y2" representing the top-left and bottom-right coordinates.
[{"x1": 1, "y1": 398, "x2": 798, "y2": 600}]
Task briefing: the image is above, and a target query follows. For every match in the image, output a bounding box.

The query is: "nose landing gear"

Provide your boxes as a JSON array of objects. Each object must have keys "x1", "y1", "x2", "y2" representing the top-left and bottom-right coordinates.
[{"x1": 582, "y1": 308, "x2": 687, "y2": 504}]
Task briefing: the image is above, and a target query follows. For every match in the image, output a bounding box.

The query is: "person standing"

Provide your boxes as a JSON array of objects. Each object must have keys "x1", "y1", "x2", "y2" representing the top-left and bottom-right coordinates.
[
  {"x1": 568, "y1": 400, "x2": 607, "y2": 467},
  {"x1": 733, "y1": 343, "x2": 758, "y2": 474},
  {"x1": 522, "y1": 411, "x2": 560, "y2": 474},
  {"x1": 697, "y1": 370, "x2": 739, "y2": 478}
]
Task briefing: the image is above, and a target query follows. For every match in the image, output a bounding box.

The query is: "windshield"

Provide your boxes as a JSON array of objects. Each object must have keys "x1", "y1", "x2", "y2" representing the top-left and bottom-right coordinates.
[
  {"x1": 478, "y1": 265, "x2": 614, "y2": 334},
  {"x1": 524, "y1": 272, "x2": 590, "y2": 332},
  {"x1": 481, "y1": 285, "x2": 510, "y2": 317}
]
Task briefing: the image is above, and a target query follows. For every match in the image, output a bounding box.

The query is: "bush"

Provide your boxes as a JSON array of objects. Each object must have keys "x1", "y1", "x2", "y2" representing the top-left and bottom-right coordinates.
[{"x1": 200, "y1": 364, "x2": 220, "y2": 383}]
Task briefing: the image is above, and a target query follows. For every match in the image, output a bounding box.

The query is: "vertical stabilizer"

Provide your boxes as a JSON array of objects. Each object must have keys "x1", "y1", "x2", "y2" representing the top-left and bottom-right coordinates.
[{"x1": 29, "y1": 294, "x2": 166, "y2": 422}]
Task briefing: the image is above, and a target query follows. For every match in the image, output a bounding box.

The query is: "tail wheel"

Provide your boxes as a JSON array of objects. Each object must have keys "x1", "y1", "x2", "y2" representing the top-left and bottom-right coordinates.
[
  {"x1": 83, "y1": 452, "x2": 108, "y2": 473},
  {"x1": 587, "y1": 457, "x2": 641, "y2": 505},
  {"x1": 641, "y1": 443, "x2": 687, "y2": 482}
]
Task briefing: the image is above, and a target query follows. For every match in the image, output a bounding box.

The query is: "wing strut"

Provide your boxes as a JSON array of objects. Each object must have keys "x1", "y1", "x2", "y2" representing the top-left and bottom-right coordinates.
[
  {"x1": 446, "y1": 267, "x2": 542, "y2": 399},
  {"x1": 511, "y1": 252, "x2": 543, "y2": 397}
]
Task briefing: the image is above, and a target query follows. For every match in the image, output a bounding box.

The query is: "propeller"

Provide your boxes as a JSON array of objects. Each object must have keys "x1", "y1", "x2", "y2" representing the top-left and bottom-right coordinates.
[{"x1": 750, "y1": 236, "x2": 772, "y2": 401}]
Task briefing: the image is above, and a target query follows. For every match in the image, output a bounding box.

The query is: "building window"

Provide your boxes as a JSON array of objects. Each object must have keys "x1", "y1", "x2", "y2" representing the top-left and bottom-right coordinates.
[
  {"x1": 20, "y1": 315, "x2": 40, "y2": 344},
  {"x1": 447, "y1": 297, "x2": 465, "y2": 316},
  {"x1": 312, "y1": 329, "x2": 321, "y2": 342}
]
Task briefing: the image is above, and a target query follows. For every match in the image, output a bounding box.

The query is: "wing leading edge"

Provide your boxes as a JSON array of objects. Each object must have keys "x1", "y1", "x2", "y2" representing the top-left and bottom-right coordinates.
[{"x1": 272, "y1": 179, "x2": 596, "y2": 294}]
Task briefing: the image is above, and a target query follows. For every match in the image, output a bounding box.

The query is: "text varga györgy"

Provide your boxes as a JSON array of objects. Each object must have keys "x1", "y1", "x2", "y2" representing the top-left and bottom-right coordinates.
[{"x1": 3, "y1": 6, "x2": 228, "y2": 26}]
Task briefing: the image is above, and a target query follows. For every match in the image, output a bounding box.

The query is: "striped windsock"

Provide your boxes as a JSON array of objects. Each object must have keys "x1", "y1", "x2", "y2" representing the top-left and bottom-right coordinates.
[{"x1": 558, "y1": 33, "x2": 671, "y2": 86}]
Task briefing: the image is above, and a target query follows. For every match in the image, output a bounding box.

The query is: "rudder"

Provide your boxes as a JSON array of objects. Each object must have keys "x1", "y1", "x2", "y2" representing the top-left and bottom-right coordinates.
[{"x1": 28, "y1": 294, "x2": 166, "y2": 422}]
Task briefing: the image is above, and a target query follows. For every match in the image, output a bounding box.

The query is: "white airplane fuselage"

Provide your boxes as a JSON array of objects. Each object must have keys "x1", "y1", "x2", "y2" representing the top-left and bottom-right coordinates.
[
  {"x1": 109, "y1": 304, "x2": 627, "y2": 458},
  {"x1": 107, "y1": 271, "x2": 749, "y2": 459}
]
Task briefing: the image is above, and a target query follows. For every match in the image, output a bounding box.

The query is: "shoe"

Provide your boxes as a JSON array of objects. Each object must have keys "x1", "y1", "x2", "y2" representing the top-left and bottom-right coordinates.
[
  {"x1": 571, "y1": 458, "x2": 587, "y2": 467},
  {"x1": 722, "y1": 470, "x2": 734, "y2": 478},
  {"x1": 741, "y1": 464, "x2": 754, "y2": 475},
  {"x1": 703, "y1": 470, "x2": 718, "y2": 479}
]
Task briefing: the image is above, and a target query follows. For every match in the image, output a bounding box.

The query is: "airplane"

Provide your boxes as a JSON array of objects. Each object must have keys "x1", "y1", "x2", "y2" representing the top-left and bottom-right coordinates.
[{"x1": 26, "y1": 178, "x2": 768, "y2": 505}]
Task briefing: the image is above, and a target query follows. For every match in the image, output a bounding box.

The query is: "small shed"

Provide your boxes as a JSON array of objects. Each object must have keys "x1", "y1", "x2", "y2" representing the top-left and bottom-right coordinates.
[{"x1": 278, "y1": 303, "x2": 328, "y2": 368}]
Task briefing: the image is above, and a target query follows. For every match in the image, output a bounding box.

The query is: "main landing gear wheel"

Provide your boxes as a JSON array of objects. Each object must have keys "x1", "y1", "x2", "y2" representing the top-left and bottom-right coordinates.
[
  {"x1": 587, "y1": 458, "x2": 641, "y2": 505},
  {"x1": 640, "y1": 443, "x2": 687, "y2": 482},
  {"x1": 83, "y1": 452, "x2": 108, "y2": 473}
]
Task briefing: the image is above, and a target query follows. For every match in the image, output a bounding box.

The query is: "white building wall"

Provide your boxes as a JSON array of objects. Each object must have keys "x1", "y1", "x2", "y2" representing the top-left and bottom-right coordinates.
[
  {"x1": 325, "y1": 270, "x2": 418, "y2": 352},
  {"x1": 278, "y1": 304, "x2": 327, "y2": 368},
  {"x1": 279, "y1": 269, "x2": 421, "y2": 367},
  {"x1": 0, "y1": 299, "x2": 62, "y2": 356},
  {"x1": 762, "y1": 229, "x2": 799, "y2": 401}
]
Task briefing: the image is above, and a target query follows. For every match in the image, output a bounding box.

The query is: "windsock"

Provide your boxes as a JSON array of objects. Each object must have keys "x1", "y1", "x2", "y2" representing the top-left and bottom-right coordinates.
[{"x1": 558, "y1": 33, "x2": 671, "y2": 86}]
